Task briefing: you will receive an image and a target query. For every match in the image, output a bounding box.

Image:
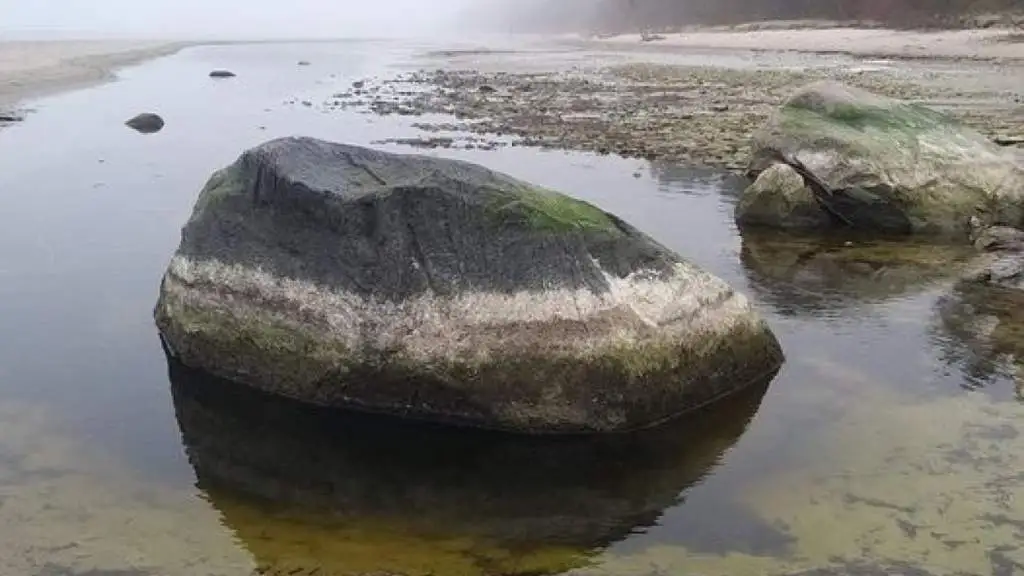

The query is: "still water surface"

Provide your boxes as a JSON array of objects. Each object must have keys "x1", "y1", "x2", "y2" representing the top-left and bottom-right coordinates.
[{"x1": 0, "y1": 40, "x2": 1021, "y2": 576}]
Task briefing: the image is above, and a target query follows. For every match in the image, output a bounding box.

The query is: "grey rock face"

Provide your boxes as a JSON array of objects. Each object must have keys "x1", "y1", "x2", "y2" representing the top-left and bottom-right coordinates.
[
  {"x1": 124, "y1": 112, "x2": 165, "y2": 134},
  {"x1": 155, "y1": 136, "x2": 783, "y2": 433},
  {"x1": 741, "y1": 81, "x2": 1024, "y2": 237},
  {"x1": 736, "y1": 163, "x2": 831, "y2": 230}
]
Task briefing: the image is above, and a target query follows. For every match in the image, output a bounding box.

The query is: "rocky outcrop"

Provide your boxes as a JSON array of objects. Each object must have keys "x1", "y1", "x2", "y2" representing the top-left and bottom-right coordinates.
[
  {"x1": 155, "y1": 136, "x2": 783, "y2": 433},
  {"x1": 739, "y1": 81, "x2": 1024, "y2": 237},
  {"x1": 124, "y1": 112, "x2": 165, "y2": 134}
]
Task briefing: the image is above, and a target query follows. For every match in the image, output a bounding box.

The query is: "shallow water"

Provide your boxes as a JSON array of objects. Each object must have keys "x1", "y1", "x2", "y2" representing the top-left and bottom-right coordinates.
[{"x1": 0, "y1": 40, "x2": 1022, "y2": 576}]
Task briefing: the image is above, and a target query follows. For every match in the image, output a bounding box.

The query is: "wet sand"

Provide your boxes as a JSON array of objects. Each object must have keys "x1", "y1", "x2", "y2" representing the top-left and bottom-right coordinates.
[
  {"x1": 0, "y1": 40, "x2": 188, "y2": 109},
  {"x1": 576, "y1": 26, "x2": 1024, "y2": 61}
]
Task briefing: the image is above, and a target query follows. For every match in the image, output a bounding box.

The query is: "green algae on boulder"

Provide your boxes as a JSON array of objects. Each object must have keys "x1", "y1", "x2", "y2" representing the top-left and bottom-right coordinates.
[
  {"x1": 155, "y1": 136, "x2": 783, "y2": 433},
  {"x1": 740, "y1": 81, "x2": 1024, "y2": 237}
]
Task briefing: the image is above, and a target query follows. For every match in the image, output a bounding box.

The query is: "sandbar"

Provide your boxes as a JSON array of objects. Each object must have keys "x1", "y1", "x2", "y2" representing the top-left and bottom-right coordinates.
[{"x1": 0, "y1": 40, "x2": 188, "y2": 109}]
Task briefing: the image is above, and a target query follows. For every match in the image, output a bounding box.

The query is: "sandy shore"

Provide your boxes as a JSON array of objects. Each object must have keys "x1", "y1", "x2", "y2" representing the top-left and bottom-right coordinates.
[
  {"x1": 578, "y1": 27, "x2": 1024, "y2": 60},
  {"x1": 0, "y1": 40, "x2": 188, "y2": 110}
]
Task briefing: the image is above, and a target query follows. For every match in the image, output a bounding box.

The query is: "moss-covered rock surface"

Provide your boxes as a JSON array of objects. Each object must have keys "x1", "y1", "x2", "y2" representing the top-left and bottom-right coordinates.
[{"x1": 742, "y1": 81, "x2": 1024, "y2": 237}]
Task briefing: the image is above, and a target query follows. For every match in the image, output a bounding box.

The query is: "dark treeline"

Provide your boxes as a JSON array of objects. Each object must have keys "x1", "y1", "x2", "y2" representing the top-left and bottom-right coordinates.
[{"x1": 468, "y1": 0, "x2": 1024, "y2": 32}]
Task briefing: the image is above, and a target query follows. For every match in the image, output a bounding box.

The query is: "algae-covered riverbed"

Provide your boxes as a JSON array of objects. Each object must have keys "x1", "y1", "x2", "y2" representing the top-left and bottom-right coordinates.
[{"x1": 0, "y1": 38, "x2": 1021, "y2": 576}]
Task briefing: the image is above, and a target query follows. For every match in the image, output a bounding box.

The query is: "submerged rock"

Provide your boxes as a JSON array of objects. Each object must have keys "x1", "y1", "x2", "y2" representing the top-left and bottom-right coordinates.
[
  {"x1": 209, "y1": 69, "x2": 236, "y2": 78},
  {"x1": 155, "y1": 136, "x2": 783, "y2": 433},
  {"x1": 124, "y1": 112, "x2": 165, "y2": 134},
  {"x1": 741, "y1": 81, "x2": 1024, "y2": 237}
]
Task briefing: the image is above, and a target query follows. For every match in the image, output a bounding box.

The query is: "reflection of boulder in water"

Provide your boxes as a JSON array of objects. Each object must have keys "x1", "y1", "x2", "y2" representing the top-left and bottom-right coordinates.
[
  {"x1": 934, "y1": 267, "x2": 1024, "y2": 397},
  {"x1": 166, "y1": 353, "x2": 774, "y2": 576},
  {"x1": 740, "y1": 231, "x2": 974, "y2": 316}
]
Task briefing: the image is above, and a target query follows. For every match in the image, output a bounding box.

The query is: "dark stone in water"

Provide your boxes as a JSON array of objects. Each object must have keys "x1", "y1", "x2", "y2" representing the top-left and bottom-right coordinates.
[
  {"x1": 297, "y1": 60, "x2": 311, "y2": 66},
  {"x1": 154, "y1": 136, "x2": 783, "y2": 434},
  {"x1": 124, "y1": 113, "x2": 165, "y2": 134},
  {"x1": 164, "y1": 349, "x2": 777, "y2": 575},
  {"x1": 0, "y1": 112, "x2": 24, "y2": 123},
  {"x1": 209, "y1": 69, "x2": 236, "y2": 78}
]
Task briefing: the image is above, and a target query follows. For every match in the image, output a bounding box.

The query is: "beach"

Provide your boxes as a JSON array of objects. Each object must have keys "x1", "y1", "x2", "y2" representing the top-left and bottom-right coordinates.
[
  {"x1": 0, "y1": 32, "x2": 1023, "y2": 576},
  {"x1": 0, "y1": 40, "x2": 187, "y2": 109},
  {"x1": 577, "y1": 26, "x2": 1024, "y2": 61}
]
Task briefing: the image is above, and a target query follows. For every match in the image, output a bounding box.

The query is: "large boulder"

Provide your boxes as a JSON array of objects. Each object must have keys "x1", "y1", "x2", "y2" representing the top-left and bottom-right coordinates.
[
  {"x1": 739, "y1": 81, "x2": 1024, "y2": 237},
  {"x1": 155, "y1": 137, "x2": 783, "y2": 433}
]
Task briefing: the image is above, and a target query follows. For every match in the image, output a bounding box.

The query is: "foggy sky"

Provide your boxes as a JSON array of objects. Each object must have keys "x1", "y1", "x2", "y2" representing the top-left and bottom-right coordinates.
[{"x1": 0, "y1": 0, "x2": 482, "y2": 39}]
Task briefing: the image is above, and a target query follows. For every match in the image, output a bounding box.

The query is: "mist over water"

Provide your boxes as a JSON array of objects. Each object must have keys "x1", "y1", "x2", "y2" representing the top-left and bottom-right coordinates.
[{"x1": 0, "y1": 0, "x2": 483, "y2": 40}]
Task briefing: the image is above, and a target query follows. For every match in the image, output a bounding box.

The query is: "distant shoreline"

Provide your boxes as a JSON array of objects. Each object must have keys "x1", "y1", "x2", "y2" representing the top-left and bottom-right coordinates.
[
  {"x1": 569, "y1": 26, "x2": 1024, "y2": 62},
  {"x1": 0, "y1": 40, "x2": 192, "y2": 110}
]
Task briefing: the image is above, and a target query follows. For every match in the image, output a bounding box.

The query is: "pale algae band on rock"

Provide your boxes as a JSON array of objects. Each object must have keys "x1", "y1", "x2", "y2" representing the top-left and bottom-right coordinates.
[
  {"x1": 155, "y1": 137, "x2": 783, "y2": 434},
  {"x1": 738, "y1": 80, "x2": 1024, "y2": 237}
]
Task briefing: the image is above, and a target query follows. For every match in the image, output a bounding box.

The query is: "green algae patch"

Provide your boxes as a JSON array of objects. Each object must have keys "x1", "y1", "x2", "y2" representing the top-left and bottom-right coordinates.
[
  {"x1": 486, "y1": 184, "x2": 621, "y2": 234},
  {"x1": 785, "y1": 97, "x2": 952, "y2": 134}
]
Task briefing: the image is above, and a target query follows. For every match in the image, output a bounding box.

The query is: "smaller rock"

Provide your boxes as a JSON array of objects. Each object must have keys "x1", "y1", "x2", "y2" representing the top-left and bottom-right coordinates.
[
  {"x1": 209, "y1": 70, "x2": 236, "y2": 78},
  {"x1": 993, "y1": 135, "x2": 1024, "y2": 147},
  {"x1": 735, "y1": 163, "x2": 830, "y2": 229},
  {"x1": 301, "y1": 101, "x2": 313, "y2": 107},
  {"x1": 478, "y1": 85, "x2": 497, "y2": 94},
  {"x1": 297, "y1": 60, "x2": 311, "y2": 66},
  {"x1": 968, "y1": 216, "x2": 1024, "y2": 253},
  {"x1": 352, "y1": 80, "x2": 366, "y2": 89},
  {"x1": 125, "y1": 112, "x2": 165, "y2": 134},
  {"x1": 710, "y1": 104, "x2": 730, "y2": 112},
  {"x1": 0, "y1": 112, "x2": 24, "y2": 123},
  {"x1": 962, "y1": 251, "x2": 1024, "y2": 292}
]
